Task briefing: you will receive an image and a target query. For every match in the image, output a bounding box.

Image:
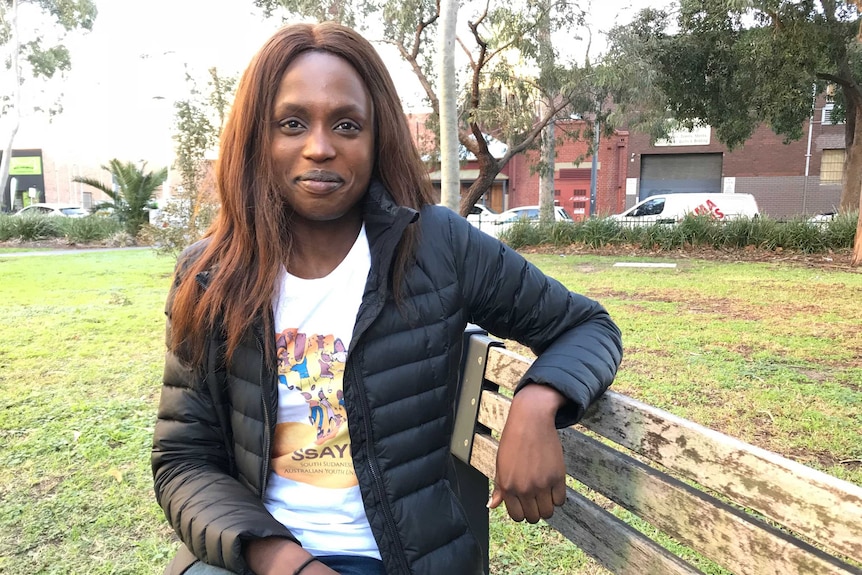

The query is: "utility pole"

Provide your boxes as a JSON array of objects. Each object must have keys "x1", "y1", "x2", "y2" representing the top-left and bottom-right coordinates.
[{"x1": 589, "y1": 121, "x2": 599, "y2": 217}]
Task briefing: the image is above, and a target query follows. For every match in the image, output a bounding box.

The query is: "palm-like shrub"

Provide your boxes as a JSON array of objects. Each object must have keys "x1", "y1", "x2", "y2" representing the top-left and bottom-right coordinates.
[{"x1": 74, "y1": 159, "x2": 168, "y2": 238}]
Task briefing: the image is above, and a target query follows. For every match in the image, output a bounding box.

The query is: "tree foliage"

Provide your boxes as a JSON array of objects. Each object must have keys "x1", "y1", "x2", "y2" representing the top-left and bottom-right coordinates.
[
  {"x1": 0, "y1": 0, "x2": 97, "y2": 204},
  {"x1": 606, "y1": 0, "x2": 862, "y2": 264},
  {"x1": 73, "y1": 159, "x2": 167, "y2": 238},
  {"x1": 254, "y1": 0, "x2": 600, "y2": 216},
  {"x1": 147, "y1": 67, "x2": 236, "y2": 256}
]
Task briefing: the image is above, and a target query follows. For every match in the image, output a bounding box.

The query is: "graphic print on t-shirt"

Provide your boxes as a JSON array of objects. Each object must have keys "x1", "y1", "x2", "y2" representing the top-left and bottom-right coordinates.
[{"x1": 272, "y1": 327, "x2": 354, "y2": 489}]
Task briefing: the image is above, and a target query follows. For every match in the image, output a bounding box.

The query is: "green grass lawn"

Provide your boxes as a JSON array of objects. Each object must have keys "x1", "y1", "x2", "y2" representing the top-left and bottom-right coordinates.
[{"x1": 0, "y1": 250, "x2": 859, "y2": 574}]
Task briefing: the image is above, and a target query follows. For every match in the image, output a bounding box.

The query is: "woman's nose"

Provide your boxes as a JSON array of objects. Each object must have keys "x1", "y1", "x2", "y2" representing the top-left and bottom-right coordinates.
[{"x1": 303, "y1": 126, "x2": 336, "y2": 161}]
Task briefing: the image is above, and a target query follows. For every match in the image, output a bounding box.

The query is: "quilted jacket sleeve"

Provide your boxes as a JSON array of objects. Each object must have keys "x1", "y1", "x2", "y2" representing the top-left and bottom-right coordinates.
[
  {"x1": 447, "y1": 210, "x2": 623, "y2": 427},
  {"x1": 151, "y1": 254, "x2": 297, "y2": 574}
]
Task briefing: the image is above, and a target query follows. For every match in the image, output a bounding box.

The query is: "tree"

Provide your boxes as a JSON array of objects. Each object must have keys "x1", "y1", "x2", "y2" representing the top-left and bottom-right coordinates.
[
  {"x1": 149, "y1": 66, "x2": 236, "y2": 256},
  {"x1": 438, "y1": 0, "x2": 460, "y2": 210},
  {"x1": 608, "y1": 0, "x2": 862, "y2": 264},
  {"x1": 74, "y1": 159, "x2": 167, "y2": 237},
  {"x1": 255, "y1": 0, "x2": 597, "y2": 216},
  {"x1": 536, "y1": 0, "x2": 555, "y2": 224},
  {"x1": 0, "y1": 0, "x2": 97, "y2": 207}
]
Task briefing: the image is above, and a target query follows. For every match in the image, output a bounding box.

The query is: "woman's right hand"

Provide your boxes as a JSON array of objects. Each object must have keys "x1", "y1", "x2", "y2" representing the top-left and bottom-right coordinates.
[{"x1": 244, "y1": 538, "x2": 339, "y2": 574}]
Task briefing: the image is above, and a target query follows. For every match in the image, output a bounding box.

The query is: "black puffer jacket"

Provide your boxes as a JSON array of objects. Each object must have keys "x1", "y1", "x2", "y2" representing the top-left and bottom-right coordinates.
[{"x1": 152, "y1": 182, "x2": 623, "y2": 575}]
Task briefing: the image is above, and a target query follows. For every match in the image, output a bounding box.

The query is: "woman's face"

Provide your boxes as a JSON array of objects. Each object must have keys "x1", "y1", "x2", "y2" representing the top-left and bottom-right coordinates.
[{"x1": 270, "y1": 51, "x2": 375, "y2": 227}]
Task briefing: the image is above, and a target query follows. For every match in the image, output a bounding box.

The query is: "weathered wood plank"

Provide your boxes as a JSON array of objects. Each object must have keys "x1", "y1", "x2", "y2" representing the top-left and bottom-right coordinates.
[
  {"x1": 470, "y1": 433, "x2": 705, "y2": 575},
  {"x1": 485, "y1": 346, "x2": 529, "y2": 392},
  {"x1": 560, "y1": 427, "x2": 861, "y2": 575},
  {"x1": 581, "y1": 390, "x2": 862, "y2": 565},
  {"x1": 477, "y1": 392, "x2": 862, "y2": 575},
  {"x1": 483, "y1": 343, "x2": 862, "y2": 565}
]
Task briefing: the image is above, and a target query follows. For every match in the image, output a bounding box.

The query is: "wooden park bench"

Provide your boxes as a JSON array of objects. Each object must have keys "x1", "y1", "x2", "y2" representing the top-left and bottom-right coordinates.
[{"x1": 451, "y1": 330, "x2": 862, "y2": 575}]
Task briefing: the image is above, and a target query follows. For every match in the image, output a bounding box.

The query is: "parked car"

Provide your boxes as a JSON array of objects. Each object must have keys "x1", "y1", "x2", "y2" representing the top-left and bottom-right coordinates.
[
  {"x1": 490, "y1": 204, "x2": 572, "y2": 237},
  {"x1": 610, "y1": 193, "x2": 759, "y2": 225},
  {"x1": 13, "y1": 203, "x2": 89, "y2": 218},
  {"x1": 808, "y1": 212, "x2": 837, "y2": 223},
  {"x1": 496, "y1": 205, "x2": 572, "y2": 223},
  {"x1": 465, "y1": 204, "x2": 499, "y2": 231}
]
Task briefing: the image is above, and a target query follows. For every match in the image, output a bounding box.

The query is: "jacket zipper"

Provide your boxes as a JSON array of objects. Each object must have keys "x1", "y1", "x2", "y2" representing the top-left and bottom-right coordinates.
[
  {"x1": 256, "y1": 330, "x2": 273, "y2": 497},
  {"x1": 349, "y1": 315, "x2": 412, "y2": 574}
]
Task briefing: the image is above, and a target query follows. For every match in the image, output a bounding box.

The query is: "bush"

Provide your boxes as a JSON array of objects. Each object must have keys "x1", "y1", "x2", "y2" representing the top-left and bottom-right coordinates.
[
  {"x1": 0, "y1": 215, "x2": 17, "y2": 241},
  {"x1": 577, "y1": 217, "x2": 621, "y2": 248},
  {"x1": 822, "y1": 211, "x2": 858, "y2": 249},
  {"x1": 142, "y1": 197, "x2": 218, "y2": 258},
  {"x1": 776, "y1": 218, "x2": 827, "y2": 253},
  {"x1": 625, "y1": 222, "x2": 682, "y2": 250},
  {"x1": 498, "y1": 220, "x2": 545, "y2": 249},
  {"x1": 497, "y1": 211, "x2": 857, "y2": 255},
  {"x1": 57, "y1": 215, "x2": 123, "y2": 243},
  {"x1": 14, "y1": 215, "x2": 64, "y2": 241},
  {"x1": 676, "y1": 214, "x2": 723, "y2": 247}
]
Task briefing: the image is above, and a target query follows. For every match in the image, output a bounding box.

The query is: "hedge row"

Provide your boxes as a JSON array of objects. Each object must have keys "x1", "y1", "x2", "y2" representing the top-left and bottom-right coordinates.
[
  {"x1": 0, "y1": 214, "x2": 124, "y2": 244},
  {"x1": 500, "y1": 212, "x2": 859, "y2": 253}
]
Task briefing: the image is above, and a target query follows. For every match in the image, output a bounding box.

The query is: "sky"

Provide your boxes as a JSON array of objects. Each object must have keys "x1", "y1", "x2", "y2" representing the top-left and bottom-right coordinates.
[{"x1": 5, "y1": 0, "x2": 664, "y2": 170}]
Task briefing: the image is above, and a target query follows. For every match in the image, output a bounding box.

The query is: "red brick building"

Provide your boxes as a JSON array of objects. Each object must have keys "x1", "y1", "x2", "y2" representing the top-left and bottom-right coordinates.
[
  {"x1": 625, "y1": 95, "x2": 843, "y2": 218},
  {"x1": 410, "y1": 115, "x2": 630, "y2": 219},
  {"x1": 410, "y1": 93, "x2": 843, "y2": 220}
]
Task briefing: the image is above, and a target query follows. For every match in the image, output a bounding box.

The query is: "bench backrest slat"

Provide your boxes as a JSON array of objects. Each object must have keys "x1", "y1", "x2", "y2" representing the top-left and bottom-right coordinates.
[
  {"x1": 471, "y1": 433, "x2": 706, "y2": 575},
  {"x1": 481, "y1": 344, "x2": 862, "y2": 572},
  {"x1": 580, "y1": 389, "x2": 862, "y2": 565},
  {"x1": 477, "y1": 390, "x2": 860, "y2": 575}
]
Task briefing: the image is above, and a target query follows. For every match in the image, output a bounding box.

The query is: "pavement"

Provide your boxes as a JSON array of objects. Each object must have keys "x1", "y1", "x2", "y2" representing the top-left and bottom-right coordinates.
[{"x1": 0, "y1": 246, "x2": 151, "y2": 258}]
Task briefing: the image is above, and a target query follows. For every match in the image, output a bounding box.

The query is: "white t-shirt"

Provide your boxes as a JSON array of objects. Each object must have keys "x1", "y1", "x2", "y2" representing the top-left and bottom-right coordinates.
[{"x1": 264, "y1": 225, "x2": 379, "y2": 559}]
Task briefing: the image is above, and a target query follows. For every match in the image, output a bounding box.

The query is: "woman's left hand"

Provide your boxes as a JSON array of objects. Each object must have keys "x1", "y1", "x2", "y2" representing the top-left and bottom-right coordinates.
[{"x1": 487, "y1": 384, "x2": 567, "y2": 523}]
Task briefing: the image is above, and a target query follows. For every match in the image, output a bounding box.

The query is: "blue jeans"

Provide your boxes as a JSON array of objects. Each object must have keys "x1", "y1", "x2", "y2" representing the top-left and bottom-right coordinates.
[{"x1": 185, "y1": 555, "x2": 386, "y2": 575}]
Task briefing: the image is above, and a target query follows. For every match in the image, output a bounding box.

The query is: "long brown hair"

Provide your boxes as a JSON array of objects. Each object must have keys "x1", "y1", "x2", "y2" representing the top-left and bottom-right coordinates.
[{"x1": 168, "y1": 22, "x2": 435, "y2": 366}]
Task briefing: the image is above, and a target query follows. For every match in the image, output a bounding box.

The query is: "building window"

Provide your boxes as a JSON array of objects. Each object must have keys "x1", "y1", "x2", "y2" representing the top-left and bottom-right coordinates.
[
  {"x1": 572, "y1": 189, "x2": 587, "y2": 215},
  {"x1": 822, "y1": 103, "x2": 843, "y2": 126},
  {"x1": 820, "y1": 149, "x2": 844, "y2": 184},
  {"x1": 82, "y1": 191, "x2": 92, "y2": 209}
]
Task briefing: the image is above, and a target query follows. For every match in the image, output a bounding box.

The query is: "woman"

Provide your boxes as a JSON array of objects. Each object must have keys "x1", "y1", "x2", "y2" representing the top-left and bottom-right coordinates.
[{"x1": 152, "y1": 22, "x2": 622, "y2": 575}]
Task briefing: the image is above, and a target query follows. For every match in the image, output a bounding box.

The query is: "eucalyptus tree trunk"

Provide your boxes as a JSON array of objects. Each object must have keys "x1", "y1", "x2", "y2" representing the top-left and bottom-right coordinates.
[
  {"x1": 0, "y1": 0, "x2": 20, "y2": 211},
  {"x1": 438, "y1": 0, "x2": 460, "y2": 210},
  {"x1": 538, "y1": 105, "x2": 555, "y2": 223},
  {"x1": 844, "y1": 88, "x2": 862, "y2": 266},
  {"x1": 537, "y1": 0, "x2": 555, "y2": 224}
]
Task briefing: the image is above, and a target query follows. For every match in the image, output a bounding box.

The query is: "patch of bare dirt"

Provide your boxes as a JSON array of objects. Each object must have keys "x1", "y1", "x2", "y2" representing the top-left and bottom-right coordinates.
[{"x1": 0, "y1": 238, "x2": 125, "y2": 250}]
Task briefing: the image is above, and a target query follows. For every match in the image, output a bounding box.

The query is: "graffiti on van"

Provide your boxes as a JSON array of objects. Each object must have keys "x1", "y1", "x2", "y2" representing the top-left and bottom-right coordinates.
[{"x1": 692, "y1": 199, "x2": 725, "y2": 220}]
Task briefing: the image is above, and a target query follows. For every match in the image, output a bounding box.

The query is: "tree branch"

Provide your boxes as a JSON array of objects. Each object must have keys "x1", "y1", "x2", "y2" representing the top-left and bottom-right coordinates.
[
  {"x1": 410, "y1": 0, "x2": 440, "y2": 60},
  {"x1": 503, "y1": 98, "x2": 571, "y2": 159},
  {"x1": 391, "y1": 40, "x2": 440, "y2": 116},
  {"x1": 457, "y1": 36, "x2": 476, "y2": 70}
]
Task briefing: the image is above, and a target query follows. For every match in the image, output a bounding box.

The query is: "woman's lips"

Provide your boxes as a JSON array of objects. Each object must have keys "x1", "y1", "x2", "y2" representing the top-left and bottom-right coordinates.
[{"x1": 296, "y1": 171, "x2": 344, "y2": 194}]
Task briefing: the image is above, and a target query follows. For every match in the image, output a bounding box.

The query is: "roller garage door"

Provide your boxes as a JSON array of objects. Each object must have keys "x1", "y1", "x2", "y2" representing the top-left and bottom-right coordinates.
[{"x1": 639, "y1": 153, "x2": 722, "y2": 201}]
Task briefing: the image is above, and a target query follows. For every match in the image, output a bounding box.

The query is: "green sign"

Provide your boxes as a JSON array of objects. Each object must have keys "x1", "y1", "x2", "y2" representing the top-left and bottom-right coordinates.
[{"x1": 9, "y1": 156, "x2": 43, "y2": 176}]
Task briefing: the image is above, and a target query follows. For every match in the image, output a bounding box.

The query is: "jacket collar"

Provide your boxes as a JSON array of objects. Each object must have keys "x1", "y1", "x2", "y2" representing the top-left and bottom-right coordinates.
[{"x1": 361, "y1": 180, "x2": 419, "y2": 241}]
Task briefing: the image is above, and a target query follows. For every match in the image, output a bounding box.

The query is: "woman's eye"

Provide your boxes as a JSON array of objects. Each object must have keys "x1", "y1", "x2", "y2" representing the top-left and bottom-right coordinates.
[
  {"x1": 279, "y1": 119, "x2": 303, "y2": 130},
  {"x1": 335, "y1": 121, "x2": 360, "y2": 132}
]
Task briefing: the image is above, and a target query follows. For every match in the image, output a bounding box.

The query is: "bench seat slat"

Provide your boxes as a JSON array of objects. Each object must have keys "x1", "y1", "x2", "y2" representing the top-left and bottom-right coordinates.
[
  {"x1": 477, "y1": 391, "x2": 861, "y2": 575},
  {"x1": 485, "y1": 346, "x2": 862, "y2": 565},
  {"x1": 471, "y1": 433, "x2": 705, "y2": 575}
]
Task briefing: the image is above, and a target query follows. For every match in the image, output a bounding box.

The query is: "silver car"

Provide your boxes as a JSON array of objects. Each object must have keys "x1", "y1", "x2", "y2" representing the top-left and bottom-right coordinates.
[{"x1": 14, "y1": 203, "x2": 89, "y2": 218}]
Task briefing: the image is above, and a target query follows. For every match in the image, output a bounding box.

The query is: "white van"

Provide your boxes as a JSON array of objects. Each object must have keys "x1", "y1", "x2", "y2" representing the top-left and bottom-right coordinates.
[{"x1": 611, "y1": 193, "x2": 759, "y2": 225}]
